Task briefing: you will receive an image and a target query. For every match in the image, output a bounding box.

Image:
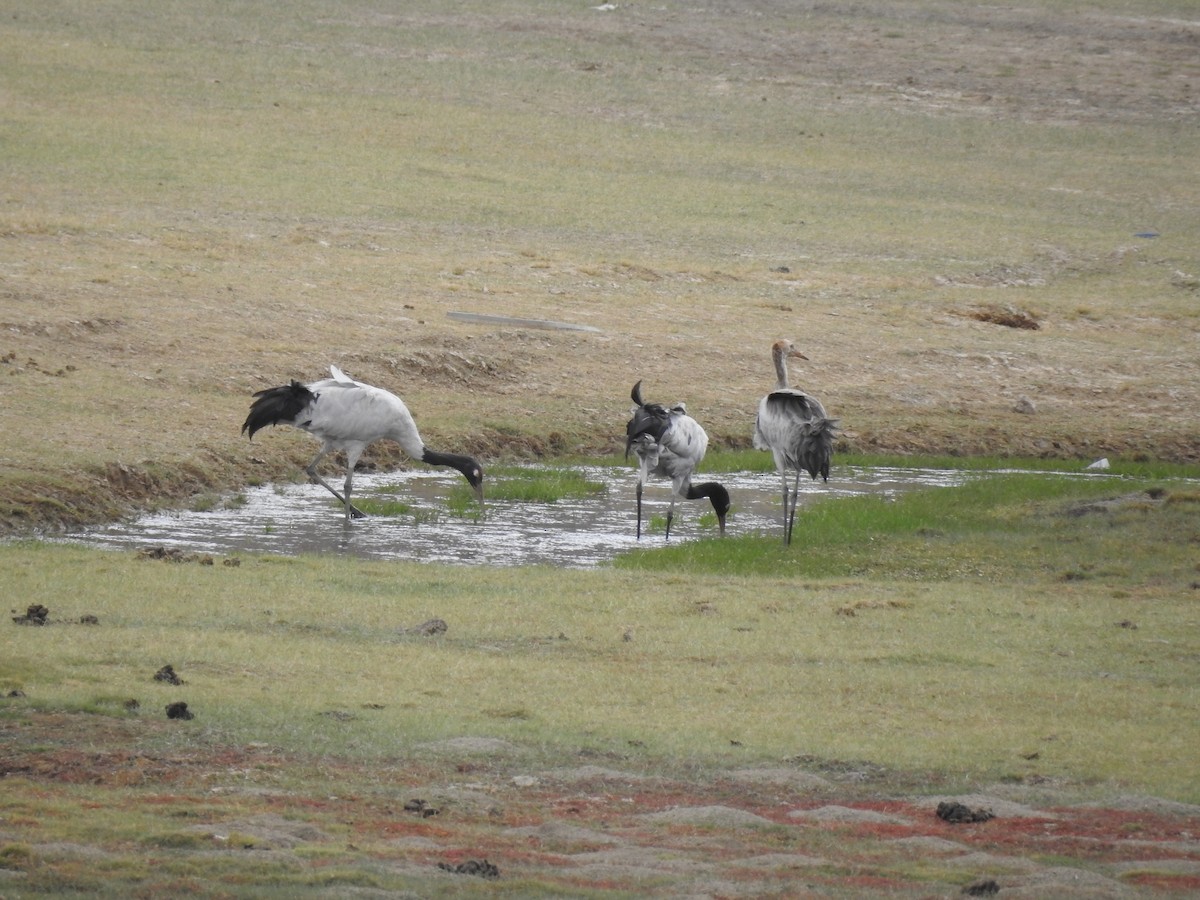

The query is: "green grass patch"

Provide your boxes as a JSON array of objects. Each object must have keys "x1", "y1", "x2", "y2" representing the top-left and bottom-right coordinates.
[
  {"x1": 616, "y1": 473, "x2": 1200, "y2": 586},
  {"x1": 350, "y1": 497, "x2": 416, "y2": 518},
  {"x1": 452, "y1": 464, "x2": 607, "y2": 506},
  {"x1": 3, "y1": 463, "x2": 1198, "y2": 801}
]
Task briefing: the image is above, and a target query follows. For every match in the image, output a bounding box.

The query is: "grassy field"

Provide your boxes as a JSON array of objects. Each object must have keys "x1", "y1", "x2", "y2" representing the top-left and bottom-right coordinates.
[
  {"x1": 2, "y1": 0, "x2": 1200, "y2": 894},
  {"x1": 5, "y1": 471, "x2": 1199, "y2": 795},
  {"x1": 3, "y1": 469, "x2": 1199, "y2": 895}
]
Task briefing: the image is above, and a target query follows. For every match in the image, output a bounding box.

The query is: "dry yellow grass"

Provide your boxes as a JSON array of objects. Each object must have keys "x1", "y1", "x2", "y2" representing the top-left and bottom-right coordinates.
[{"x1": 1, "y1": 0, "x2": 1198, "y2": 531}]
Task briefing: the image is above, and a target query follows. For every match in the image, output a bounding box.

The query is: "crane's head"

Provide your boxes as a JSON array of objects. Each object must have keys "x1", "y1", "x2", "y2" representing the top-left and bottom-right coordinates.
[
  {"x1": 688, "y1": 481, "x2": 731, "y2": 537},
  {"x1": 773, "y1": 339, "x2": 809, "y2": 362},
  {"x1": 465, "y1": 462, "x2": 485, "y2": 508},
  {"x1": 711, "y1": 484, "x2": 731, "y2": 537},
  {"x1": 423, "y1": 450, "x2": 485, "y2": 509}
]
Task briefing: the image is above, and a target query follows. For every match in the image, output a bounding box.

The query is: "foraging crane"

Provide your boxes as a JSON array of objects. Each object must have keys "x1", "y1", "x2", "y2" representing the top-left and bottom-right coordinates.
[
  {"x1": 752, "y1": 340, "x2": 838, "y2": 545},
  {"x1": 242, "y1": 365, "x2": 484, "y2": 522},
  {"x1": 625, "y1": 380, "x2": 730, "y2": 540}
]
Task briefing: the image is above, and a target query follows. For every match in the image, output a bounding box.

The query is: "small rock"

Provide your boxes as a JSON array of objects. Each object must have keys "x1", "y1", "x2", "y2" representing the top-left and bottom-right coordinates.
[
  {"x1": 1086, "y1": 457, "x2": 1110, "y2": 470},
  {"x1": 7, "y1": 689, "x2": 27, "y2": 698},
  {"x1": 223, "y1": 558, "x2": 241, "y2": 567},
  {"x1": 165, "y1": 701, "x2": 194, "y2": 720},
  {"x1": 80, "y1": 614, "x2": 99, "y2": 625},
  {"x1": 1012, "y1": 396, "x2": 1036, "y2": 415},
  {"x1": 124, "y1": 699, "x2": 140, "y2": 711}
]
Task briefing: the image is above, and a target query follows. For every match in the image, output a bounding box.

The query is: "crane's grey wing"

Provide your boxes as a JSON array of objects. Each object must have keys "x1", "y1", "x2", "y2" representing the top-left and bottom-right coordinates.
[
  {"x1": 765, "y1": 389, "x2": 827, "y2": 421},
  {"x1": 784, "y1": 417, "x2": 838, "y2": 481},
  {"x1": 659, "y1": 414, "x2": 708, "y2": 466},
  {"x1": 754, "y1": 389, "x2": 830, "y2": 456},
  {"x1": 655, "y1": 413, "x2": 708, "y2": 489}
]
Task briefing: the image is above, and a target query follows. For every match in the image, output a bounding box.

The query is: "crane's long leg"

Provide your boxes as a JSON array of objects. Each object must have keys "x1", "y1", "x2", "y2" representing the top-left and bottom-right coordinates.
[
  {"x1": 636, "y1": 480, "x2": 644, "y2": 540},
  {"x1": 785, "y1": 469, "x2": 802, "y2": 546},
  {"x1": 664, "y1": 496, "x2": 676, "y2": 541},
  {"x1": 778, "y1": 470, "x2": 791, "y2": 544},
  {"x1": 305, "y1": 449, "x2": 367, "y2": 520}
]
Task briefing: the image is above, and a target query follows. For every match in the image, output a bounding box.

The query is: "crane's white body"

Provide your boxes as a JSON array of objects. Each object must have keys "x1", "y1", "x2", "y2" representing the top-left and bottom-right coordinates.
[
  {"x1": 302, "y1": 366, "x2": 426, "y2": 462},
  {"x1": 633, "y1": 405, "x2": 708, "y2": 497},
  {"x1": 243, "y1": 365, "x2": 483, "y2": 523},
  {"x1": 753, "y1": 341, "x2": 837, "y2": 544},
  {"x1": 626, "y1": 383, "x2": 728, "y2": 539}
]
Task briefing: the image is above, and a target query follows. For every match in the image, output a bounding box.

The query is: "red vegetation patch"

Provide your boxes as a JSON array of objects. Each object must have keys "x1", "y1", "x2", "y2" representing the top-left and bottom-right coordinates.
[
  {"x1": 4, "y1": 713, "x2": 1198, "y2": 895},
  {"x1": 1126, "y1": 873, "x2": 1200, "y2": 892},
  {"x1": 941, "y1": 807, "x2": 1199, "y2": 863}
]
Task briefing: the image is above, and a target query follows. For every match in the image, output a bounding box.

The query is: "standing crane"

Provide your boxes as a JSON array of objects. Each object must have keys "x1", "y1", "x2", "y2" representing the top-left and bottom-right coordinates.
[
  {"x1": 242, "y1": 365, "x2": 484, "y2": 522},
  {"x1": 625, "y1": 380, "x2": 730, "y2": 540},
  {"x1": 752, "y1": 340, "x2": 838, "y2": 545}
]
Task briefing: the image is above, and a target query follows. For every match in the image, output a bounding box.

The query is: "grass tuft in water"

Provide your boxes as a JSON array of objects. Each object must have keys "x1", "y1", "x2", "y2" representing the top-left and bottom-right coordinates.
[
  {"x1": 351, "y1": 498, "x2": 415, "y2": 518},
  {"x1": 452, "y1": 465, "x2": 606, "y2": 507}
]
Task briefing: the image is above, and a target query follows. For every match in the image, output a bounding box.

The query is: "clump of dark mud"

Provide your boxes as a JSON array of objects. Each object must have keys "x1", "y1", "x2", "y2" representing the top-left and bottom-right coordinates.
[
  {"x1": 165, "y1": 701, "x2": 194, "y2": 720},
  {"x1": 12, "y1": 604, "x2": 49, "y2": 625},
  {"x1": 937, "y1": 801, "x2": 995, "y2": 823},
  {"x1": 962, "y1": 304, "x2": 1040, "y2": 329},
  {"x1": 404, "y1": 799, "x2": 440, "y2": 818},
  {"x1": 154, "y1": 664, "x2": 185, "y2": 685},
  {"x1": 137, "y1": 546, "x2": 214, "y2": 565},
  {"x1": 403, "y1": 618, "x2": 448, "y2": 636},
  {"x1": 438, "y1": 858, "x2": 499, "y2": 878}
]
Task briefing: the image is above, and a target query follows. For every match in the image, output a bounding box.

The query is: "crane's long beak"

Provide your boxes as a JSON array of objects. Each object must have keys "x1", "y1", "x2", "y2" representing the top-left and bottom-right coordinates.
[{"x1": 788, "y1": 349, "x2": 810, "y2": 361}]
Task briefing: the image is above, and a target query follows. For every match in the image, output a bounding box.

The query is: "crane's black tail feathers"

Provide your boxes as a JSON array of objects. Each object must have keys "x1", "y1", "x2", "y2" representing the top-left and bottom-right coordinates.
[
  {"x1": 787, "y1": 417, "x2": 840, "y2": 482},
  {"x1": 630, "y1": 380, "x2": 647, "y2": 407},
  {"x1": 242, "y1": 381, "x2": 315, "y2": 440}
]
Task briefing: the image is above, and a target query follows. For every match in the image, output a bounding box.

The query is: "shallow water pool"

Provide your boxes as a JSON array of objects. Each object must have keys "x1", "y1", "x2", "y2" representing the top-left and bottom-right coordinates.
[{"x1": 60, "y1": 465, "x2": 982, "y2": 568}]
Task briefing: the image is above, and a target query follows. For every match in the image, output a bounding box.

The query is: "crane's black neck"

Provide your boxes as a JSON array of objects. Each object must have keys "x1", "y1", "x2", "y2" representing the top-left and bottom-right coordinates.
[
  {"x1": 686, "y1": 481, "x2": 730, "y2": 514},
  {"x1": 686, "y1": 480, "x2": 729, "y2": 534},
  {"x1": 422, "y1": 448, "x2": 484, "y2": 491}
]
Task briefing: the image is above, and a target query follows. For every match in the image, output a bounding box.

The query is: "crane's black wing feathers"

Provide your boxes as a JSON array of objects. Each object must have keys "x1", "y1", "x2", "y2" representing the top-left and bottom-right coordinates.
[
  {"x1": 626, "y1": 402, "x2": 672, "y2": 449},
  {"x1": 242, "y1": 381, "x2": 316, "y2": 439}
]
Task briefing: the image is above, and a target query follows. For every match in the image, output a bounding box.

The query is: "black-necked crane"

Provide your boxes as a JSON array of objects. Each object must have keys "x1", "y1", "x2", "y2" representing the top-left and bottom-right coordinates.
[
  {"x1": 625, "y1": 380, "x2": 730, "y2": 540},
  {"x1": 752, "y1": 340, "x2": 838, "y2": 545},
  {"x1": 242, "y1": 365, "x2": 484, "y2": 522}
]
